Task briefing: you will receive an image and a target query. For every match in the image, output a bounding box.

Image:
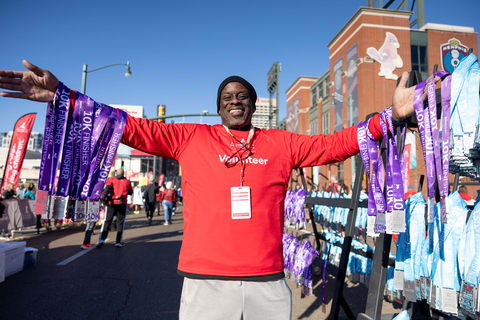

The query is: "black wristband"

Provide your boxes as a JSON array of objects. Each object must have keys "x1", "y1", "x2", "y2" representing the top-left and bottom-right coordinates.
[{"x1": 392, "y1": 115, "x2": 405, "y2": 127}]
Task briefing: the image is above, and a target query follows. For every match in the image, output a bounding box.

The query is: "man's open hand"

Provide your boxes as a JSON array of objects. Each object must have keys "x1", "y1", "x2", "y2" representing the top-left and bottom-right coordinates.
[
  {"x1": 0, "y1": 60, "x2": 59, "y2": 102},
  {"x1": 392, "y1": 71, "x2": 441, "y2": 121}
]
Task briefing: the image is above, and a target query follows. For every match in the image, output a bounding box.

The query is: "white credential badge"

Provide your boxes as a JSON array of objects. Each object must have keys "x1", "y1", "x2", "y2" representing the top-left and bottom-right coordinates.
[{"x1": 231, "y1": 186, "x2": 251, "y2": 219}]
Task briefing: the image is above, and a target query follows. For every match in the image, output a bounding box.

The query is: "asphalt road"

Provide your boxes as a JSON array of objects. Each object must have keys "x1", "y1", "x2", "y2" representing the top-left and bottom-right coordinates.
[
  {"x1": 1, "y1": 208, "x2": 184, "y2": 320},
  {"x1": 0, "y1": 206, "x2": 401, "y2": 319}
]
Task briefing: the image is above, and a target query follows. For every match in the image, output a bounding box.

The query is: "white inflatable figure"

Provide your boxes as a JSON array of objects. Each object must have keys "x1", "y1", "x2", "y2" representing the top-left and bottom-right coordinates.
[{"x1": 366, "y1": 32, "x2": 404, "y2": 80}]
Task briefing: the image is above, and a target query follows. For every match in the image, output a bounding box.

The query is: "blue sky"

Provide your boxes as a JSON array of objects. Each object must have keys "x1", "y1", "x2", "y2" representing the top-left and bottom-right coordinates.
[{"x1": 1, "y1": 0, "x2": 479, "y2": 133}]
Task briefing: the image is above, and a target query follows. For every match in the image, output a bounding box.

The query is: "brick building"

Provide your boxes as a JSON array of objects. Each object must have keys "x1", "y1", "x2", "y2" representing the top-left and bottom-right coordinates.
[{"x1": 285, "y1": 6, "x2": 478, "y2": 198}]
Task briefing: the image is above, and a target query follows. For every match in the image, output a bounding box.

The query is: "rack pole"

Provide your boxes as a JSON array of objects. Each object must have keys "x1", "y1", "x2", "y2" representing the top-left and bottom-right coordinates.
[
  {"x1": 328, "y1": 155, "x2": 365, "y2": 320},
  {"x1": 297, "y1": 169, "x2": 322, "y2": 251}
]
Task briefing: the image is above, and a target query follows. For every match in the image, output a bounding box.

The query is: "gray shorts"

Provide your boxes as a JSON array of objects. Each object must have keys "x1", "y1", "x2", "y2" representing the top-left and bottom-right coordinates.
[{"x1": 179, "y1": 278, "x2": 292, "y2": 320}]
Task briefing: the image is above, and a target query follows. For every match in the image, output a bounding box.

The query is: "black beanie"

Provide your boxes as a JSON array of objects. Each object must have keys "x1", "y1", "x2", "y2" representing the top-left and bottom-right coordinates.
[{"x1": 217, "y1": 76, "x2": 257, "y2": 113}]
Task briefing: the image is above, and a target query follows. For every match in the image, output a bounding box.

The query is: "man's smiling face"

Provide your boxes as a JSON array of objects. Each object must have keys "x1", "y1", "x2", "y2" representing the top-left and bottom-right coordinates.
[{"x1": 218, "y1": 82, "x2": 254, "y2": 129}]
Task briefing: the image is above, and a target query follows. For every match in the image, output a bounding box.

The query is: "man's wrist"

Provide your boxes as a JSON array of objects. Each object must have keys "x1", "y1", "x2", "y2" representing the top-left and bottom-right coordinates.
[{"x1": 391, "y1": 115, "x2": 405, "y2": 127}]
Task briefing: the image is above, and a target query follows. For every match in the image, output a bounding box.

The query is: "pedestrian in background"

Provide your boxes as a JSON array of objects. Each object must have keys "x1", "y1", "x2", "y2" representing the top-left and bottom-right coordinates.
[
  {"x1": 155, "y1": 184, "x2": 164, "y2": 216},
  {"x1": 132, "y1": 184, "x2": 143, "y2": 214},
  {"x1": 404, "y1": 185, "x2": 416, "y2": 200},
  {"x1": 177, "y1": 186, "x2": 183, "y2": 205},
  {"x1": 22, "y1": 185, "x2": 35, "y2": 199},
  {"x1": 161, "y1": 181, "x2": 176, "y2": 225},
  {"x1": 141, "y1": 178, "x2": 160, "y2": 225},
  {"x1": 2, "y1": 183, "x2": 17, "y2": 200},
  {"x1": 127, "y1": 182, "x2": 134, "y2": 213},
  {"x1": 16, "y1": 184, "x2": 25, "y2": 199},
  {"x1": 97, "y1": 168, "x2": 133, "y2": 248}
]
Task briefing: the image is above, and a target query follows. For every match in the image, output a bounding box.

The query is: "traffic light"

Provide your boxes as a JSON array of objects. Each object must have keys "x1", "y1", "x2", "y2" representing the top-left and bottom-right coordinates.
[{"x1": 158, "y1": 105, "x2": 166, "y2": 123}]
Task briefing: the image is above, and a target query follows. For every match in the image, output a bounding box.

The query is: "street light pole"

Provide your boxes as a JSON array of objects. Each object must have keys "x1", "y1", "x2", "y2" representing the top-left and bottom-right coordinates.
[{"x1": 81, "y1": 61, "x2": 131, "y2": 94}]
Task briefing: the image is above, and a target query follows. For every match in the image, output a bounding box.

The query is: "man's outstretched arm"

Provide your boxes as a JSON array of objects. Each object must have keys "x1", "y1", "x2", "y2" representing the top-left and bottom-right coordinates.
[{"x1": 0, "y1": 62, "x2": 436, "y2": 120}]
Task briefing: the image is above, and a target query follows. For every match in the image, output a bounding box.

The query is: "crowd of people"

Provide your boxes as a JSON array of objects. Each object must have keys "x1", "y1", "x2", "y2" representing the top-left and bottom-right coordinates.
[{"x1": 0, "y1": 182, "x2": 36, "y2": 200}]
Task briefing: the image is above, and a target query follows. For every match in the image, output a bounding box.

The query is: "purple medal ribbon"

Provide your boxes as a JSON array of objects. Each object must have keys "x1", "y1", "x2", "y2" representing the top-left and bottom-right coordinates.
[
  {"x1": 413, "y1": 81, "x2": 428, "y2": 176},
  {"x1": 357, "y1": 120, "x2": 375, "y2": 216},
  {"x1": 366, "y1": 131, "x2": 386, "y2": 212},
  {"x1": 428, "y1": 71, "x2": 451, "y2": 219},
  {"x1": 412, "y1": 80, "x2": 438, "y2": 222},
  {"x1": 49, "y1": 84, "x2": 70, "y2": 195},
  {"x1": 380, "y1": 110, "x2": 393, "y2": 212},
  {"x1": 70, "y1": 92, "x2": 84, "y2": 198},
  {"x1": 81, "y1": 108, "x2": 116, "y2": 200},
  {"x1": 89, "y1": 108, "x2": 128, "y2": 200},
  {"x1": 76, "y1": 94, "x2": 94, "y2": 199},
  {"x1": 38, "y1": 82, "x2": 62, "y2": 191},
  {"x1": 440, "y1": 75, "x2": 452, "y2": 220},
  {"x1": 385, "y1": 107, "x2": 405, "y2": 213},
  {"x1": 422, "y1": 82, "x2": 436, "y2": 200},
  {"x1": 56, "y1": 114, "x2": 75, "y2": 197}
]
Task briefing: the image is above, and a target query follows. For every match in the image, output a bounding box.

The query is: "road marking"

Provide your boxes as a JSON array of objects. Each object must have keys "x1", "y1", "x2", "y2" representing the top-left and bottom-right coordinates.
[{"x1": 57, "y1": 239, "x2": 109, "y2": 266}]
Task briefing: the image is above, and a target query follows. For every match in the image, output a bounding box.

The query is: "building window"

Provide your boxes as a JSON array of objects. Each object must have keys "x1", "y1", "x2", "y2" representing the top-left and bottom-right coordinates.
[
  {"x1": 310, "y1": 119, "x2": 318, "y2": 136},
  {"x1": 318, "y1": 81, "x2": 324, "y2": 99},
  {"x1": 338, "y1": 161, "x2": 344, "y2": 181},
  {"x1": 411, "y1": 45, "x2": 428, "y2": 80},
  {"x1": 311, "y1": 87, "x2": 318, "y2": 107},
  {"x1": 322, "y1": 111, "x2": 330, "y2": 135}
]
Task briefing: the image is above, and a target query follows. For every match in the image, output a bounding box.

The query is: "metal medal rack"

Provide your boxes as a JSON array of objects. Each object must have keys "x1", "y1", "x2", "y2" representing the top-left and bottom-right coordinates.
[
  {"x1": 297, "y1": 69, "x2": 429, "y2": 320},
  {"x1": 298, "y1": 49, "x2": 479, "y2": 319}
]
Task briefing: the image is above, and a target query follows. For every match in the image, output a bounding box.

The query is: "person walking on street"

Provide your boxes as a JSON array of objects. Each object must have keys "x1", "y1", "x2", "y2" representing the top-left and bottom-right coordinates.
[
  {"x1": 155, "y1": 184, "x2": 164, "y2": 216},
  {"x1": 132, "y1": 184, "x2": 143, "y2": 214},
  {"x1": 97, "y1": 168, "x2": 133, "y2": 248},
  {"x1": 0, "y1": 61, "x2": 435, "y2": 319},
  {"x1": 141, "y1": 178, "x2": 160, "y2": 224},
  {"x1": 161, "y1": 181, "x2": 176, "y2": 225},
  {"x1": 177, "y1": 187, "x2": 183, "y2": 205}
]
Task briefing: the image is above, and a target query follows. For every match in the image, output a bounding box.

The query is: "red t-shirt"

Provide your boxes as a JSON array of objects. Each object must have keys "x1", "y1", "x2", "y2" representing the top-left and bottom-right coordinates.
[
  {"x1": 105, "y1": 176, "x2": 133, "y2": 205},
  {"x1": 459, "y1": 192, "x2": 472, "y2": 202},
  {"x1": 121, "y1": 113, "x2": 385, "y2": 277},
  {"x1": 404, "y1": 191, "x2": 416, "y2": 200}
]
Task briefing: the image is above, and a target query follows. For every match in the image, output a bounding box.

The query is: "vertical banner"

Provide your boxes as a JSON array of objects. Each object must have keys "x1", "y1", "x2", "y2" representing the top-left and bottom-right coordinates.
[
  {"x1": 293, "y1": 98, "x2": 299, "y2": 134},
  {"x1": 405, "y1": 131, "x2": 417, "y2": 169},
  {"x1": 158, "y1": 174, "x2": 165, "y2": 186},
  {"x1": 1, "y1": 113, "x2": 36, "y2": 192},
  {"x1": 346, "y1": 43, "x2": 358, "y2": 126},
  {"x1": 147, "y1": 171, "x2": 153, "y2": 182},
  {"x1": 333, "y1": 57, "x2": 343, "y2": 132},
  {"x1": 404, "y1": 144, "x2": 411, "y2": 192}
]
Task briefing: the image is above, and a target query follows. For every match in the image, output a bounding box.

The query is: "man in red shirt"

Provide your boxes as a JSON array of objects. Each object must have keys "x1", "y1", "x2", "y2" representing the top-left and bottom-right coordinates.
[
  {"x1": 458, "y1": 186, "x2": 472, "y2": 202},
  {"x1": 0, "y1": 61, "x2": 434, "y2": 320},
  {"x1": 404, "y1": 185, "x2": 416, "y2": 200},
  {"x1": 97, "y1": 168, "x2": 133, "y2": 248},
  {"x1": 325, "y1": 175, "x2": 341, "y2": 194}
]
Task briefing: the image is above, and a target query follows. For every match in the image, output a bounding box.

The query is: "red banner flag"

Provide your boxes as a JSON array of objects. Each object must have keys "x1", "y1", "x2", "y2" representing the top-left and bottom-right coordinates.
[
  {"x1": 1, "y1": 113, "x2": 36, "y2": 192},
  {"x1": 147, "y1": 171, "x2": 153, "y2": 183},
  {"x1": 158, "y1": 174, "x2": 165, "y2": 186}
]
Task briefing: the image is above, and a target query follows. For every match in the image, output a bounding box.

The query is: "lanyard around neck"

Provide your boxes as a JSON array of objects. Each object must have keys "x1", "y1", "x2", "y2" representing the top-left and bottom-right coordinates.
[{"x1": 223, "y1": 125, "x2": 255, "y2": 186}]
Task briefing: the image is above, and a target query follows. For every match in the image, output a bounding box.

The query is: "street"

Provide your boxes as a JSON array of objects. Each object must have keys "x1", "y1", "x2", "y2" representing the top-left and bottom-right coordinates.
[{"x1": 0, "y1": 205, "x2": 400, "y2": 319}]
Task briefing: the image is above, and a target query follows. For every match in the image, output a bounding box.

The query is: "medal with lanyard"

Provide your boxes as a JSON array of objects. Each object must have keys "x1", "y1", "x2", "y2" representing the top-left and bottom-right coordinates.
[
  {"x1": 224, "y1": 125, "x2": 255, "y2": 219},
  {"x1": 460, "y1": 204, "x2": 480, "y2": 317},
  {"x1": 450, "y1": 54, "x2": 479, "y2": 177}
]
